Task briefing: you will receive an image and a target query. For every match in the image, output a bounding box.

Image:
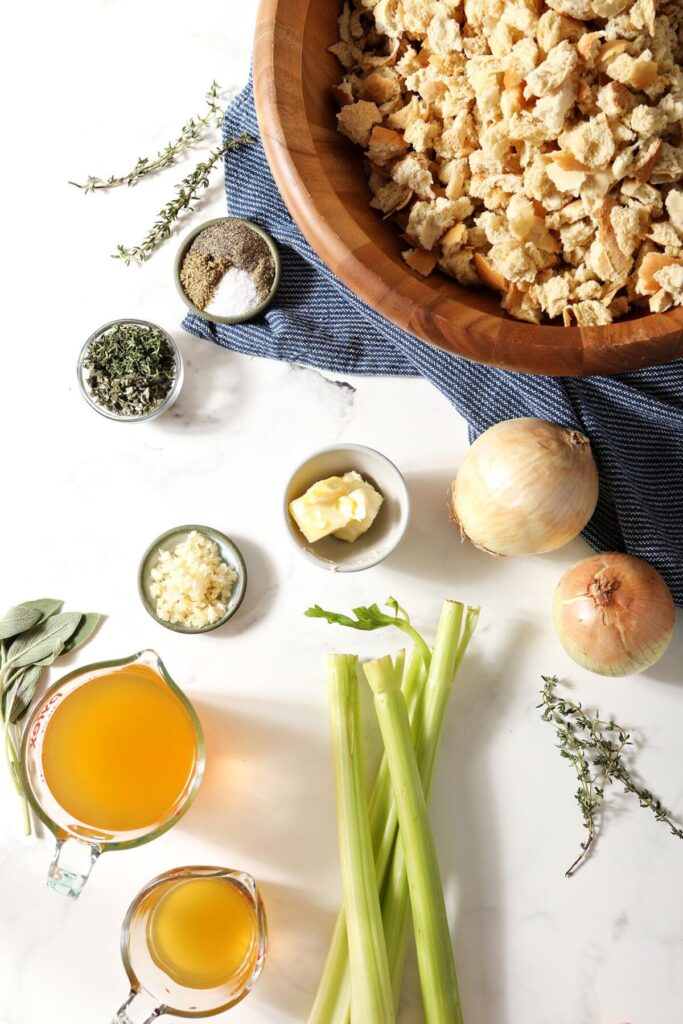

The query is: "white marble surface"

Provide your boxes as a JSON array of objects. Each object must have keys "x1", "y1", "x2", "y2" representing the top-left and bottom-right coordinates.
[{"x1": 1, "y1": 2, "x2": 683, "y2": 1022}]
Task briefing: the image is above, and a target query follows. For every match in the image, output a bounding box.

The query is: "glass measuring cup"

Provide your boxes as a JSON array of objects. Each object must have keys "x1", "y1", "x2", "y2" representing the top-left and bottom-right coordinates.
[
  {"x1": 113, "y1": 866, "x2": 268, "y2": 1022},
  {"x1": 20, "y1": 649, "x2": 205, "y2": 898}
]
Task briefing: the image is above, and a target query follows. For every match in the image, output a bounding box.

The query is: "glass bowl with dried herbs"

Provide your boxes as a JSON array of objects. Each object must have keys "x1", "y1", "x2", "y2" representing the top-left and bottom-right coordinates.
[{"x1": 77, "y1": 319, "x2": 183, "y2": 422}]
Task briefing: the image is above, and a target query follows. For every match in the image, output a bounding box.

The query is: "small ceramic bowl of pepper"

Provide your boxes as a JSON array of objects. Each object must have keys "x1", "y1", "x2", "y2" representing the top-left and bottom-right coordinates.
[
  {"x1": 174, "y1": 216, "x2": 281, "y2": 325},
  {"x1": 138, "y1": 524, "x2": 248, "y2": 634},
  {"x1": 77, "y1": 318, "x2": 184, "y2": 422}
]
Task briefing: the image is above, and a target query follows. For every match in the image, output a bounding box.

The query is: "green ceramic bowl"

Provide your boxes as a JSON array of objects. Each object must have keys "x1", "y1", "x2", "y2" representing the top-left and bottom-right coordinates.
[
  {"x1": 138, "y1": 525, "x2": 247, "y2": 634},
  {"x1": 174, "y1": 217, "x2": 281, "y2": 325}
]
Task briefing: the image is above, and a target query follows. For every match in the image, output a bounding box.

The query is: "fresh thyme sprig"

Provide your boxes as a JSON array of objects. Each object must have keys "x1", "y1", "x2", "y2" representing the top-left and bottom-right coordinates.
[
  {"x1": 539, "y1": 676, "x2": 683, "y2": 877},
  {"x1": 113, "y1": 133, "x2": 254, "y2": 263},
  {"x1": 70, "y1": 81, "x2": 226, "y2": 192}
]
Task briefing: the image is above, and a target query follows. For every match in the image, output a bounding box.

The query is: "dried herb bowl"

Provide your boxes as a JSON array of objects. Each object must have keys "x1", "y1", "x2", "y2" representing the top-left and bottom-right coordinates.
[
  {"x1": 174, "y1": 216, "x2": 281, "y2": 325},
  {"x1": 77, "y1": 319, "x2": 184, "y2": 422}
]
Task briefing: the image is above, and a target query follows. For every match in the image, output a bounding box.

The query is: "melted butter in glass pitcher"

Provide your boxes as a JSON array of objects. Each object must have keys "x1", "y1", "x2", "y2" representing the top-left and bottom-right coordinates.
[{"x1": 113, "y1": 866, "x2": 268, "y2": 1022}]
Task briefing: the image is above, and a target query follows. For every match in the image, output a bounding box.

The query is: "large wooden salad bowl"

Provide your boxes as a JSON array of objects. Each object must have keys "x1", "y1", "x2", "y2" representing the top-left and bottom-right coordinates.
[{"x1": 253, "y1": 0, "x2": 683, "y2": 376}]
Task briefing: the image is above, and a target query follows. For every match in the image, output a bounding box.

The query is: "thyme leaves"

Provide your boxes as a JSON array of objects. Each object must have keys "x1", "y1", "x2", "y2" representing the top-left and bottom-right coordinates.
[
  {"x1": 113, "y1": 134, "x2": 254, "y2": 264},
  {"x1": 83, "y1": 322, "x2": 177, "y2": 417},
  {"x1": 70, "y1": 80, "x2": 256, "y2": 262},
  {"x1": 70, "y1": 81, "x2": 225, "y2": 193},
  {"x1": 540, "y1": 676, "x2": 683, "y2": 877}
]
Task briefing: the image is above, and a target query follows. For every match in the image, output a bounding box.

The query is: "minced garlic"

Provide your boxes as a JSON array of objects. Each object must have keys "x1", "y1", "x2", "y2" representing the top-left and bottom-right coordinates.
[{"x1": 150, "y1": 530, "x2": 237, "y2": 628}]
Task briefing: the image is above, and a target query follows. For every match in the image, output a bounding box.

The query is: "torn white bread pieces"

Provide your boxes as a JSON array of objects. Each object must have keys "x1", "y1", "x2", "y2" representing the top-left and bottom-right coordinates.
[{"x1": 331, "y1": 0, "x2": 683, "y2": 324}]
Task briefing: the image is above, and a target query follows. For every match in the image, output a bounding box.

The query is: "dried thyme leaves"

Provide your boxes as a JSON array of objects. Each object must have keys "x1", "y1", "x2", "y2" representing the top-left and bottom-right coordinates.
[
  {"x1": 83, "y1": 323, "x2": 177, "y2": 417},
  {"x1": 539, "y1": 676, "x2": 683, "y2": 877}
]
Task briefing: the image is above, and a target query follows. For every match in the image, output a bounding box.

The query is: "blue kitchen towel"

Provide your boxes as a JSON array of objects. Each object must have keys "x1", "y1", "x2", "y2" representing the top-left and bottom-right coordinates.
[{"x1": 183, "y1": 78, "x2": 683, "y2": 606}]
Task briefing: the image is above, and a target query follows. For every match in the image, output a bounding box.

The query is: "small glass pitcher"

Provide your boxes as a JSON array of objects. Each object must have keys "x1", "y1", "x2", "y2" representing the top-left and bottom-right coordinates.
[
  {"x1": 113, "y1": 866, "x2": 268, "y2": 1022},
  {"x1": 20, "y1": 649, "x2": 205, "y2": 898}
]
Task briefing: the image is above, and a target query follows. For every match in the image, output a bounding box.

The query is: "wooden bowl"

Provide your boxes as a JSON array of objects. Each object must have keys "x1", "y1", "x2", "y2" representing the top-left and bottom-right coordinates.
[{"x1": 253, "y1": 0, "x2": 683, "y2": 376}]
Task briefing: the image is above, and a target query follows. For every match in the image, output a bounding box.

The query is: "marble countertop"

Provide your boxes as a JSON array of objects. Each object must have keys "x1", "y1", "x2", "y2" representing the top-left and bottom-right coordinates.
[{"x1": 1, "y1": 2, "x2": 682, "y2": 1022}]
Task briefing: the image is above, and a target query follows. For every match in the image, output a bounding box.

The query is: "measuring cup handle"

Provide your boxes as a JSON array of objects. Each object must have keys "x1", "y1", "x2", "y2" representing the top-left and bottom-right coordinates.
[
  {"x1": 47, "y1": 837, "x2": 101, "y2": 898},
  {"x1": 112, "y1": 990, "x2": 164, "y2": 1024}
]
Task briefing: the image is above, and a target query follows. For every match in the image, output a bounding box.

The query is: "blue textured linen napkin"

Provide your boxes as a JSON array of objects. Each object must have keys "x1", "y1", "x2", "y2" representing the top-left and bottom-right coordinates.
[{"x1": 183, "y1": 79, "x2": 683, "y2": 606}]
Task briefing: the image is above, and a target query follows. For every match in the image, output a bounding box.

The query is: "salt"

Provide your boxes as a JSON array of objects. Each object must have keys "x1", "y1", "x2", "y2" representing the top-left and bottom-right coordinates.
[{"x1": 204, "y1": 267, "x2": 261, "y2": 318}]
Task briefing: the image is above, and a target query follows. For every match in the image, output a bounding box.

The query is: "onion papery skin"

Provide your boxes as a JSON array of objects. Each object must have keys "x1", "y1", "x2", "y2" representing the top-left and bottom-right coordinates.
[
  {"x1": 553, "y1": 552, "x2": 676, "y2": 676},
  {"x1": 450, "y1": 418, "x2": 599, "y2": 556}
]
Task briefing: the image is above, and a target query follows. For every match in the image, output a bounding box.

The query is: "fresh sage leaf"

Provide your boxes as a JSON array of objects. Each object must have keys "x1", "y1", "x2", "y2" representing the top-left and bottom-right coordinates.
[
  {"x1": 62, "y1": 613, "x2": 102, "y2": 654},
  {"x1": 6, "y1": 612, "x2": 82, "y2": 669},
  {"x1": 0, "y1": 656, "x2": 49, "y2": 695},
  {"x1": 1, "y1": 599, "x2": 103, "y2": 837},
  {"x1": 34, "y1": 640, "x2": 66, "y2": 668},
  {"x1": 4, "y1": 664, "x2": 44, "y2": 724},
  {"x1": 19, "y1": 599, "x2": 64, "y2": 623},
  {"x1": 0, "y1": 605, "x2": 42, "y2": 642}
]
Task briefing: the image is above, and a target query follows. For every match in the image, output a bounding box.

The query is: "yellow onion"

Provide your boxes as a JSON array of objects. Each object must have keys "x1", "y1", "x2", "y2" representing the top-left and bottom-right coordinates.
[
  {"x1": 553, "y1": 552, "x2": 675, "y2": 676},
  {"x1": 450, "y1": 418, "x2": 599, "y2": 556}
]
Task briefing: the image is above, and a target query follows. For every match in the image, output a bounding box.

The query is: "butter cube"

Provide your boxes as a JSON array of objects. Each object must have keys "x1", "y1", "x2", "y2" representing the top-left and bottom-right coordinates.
[{"x1": 289, "y1": 471, "x2": 384, "y2": 544}]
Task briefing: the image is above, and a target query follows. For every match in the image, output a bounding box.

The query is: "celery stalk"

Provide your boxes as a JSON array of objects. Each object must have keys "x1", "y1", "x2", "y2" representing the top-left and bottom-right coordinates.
[
  {"x1": 307, "y1": 599, "x2": 478, "y2": 1024},
  {"x1": 365, "y1": 653, "x2": 460, "y2": 1024},
  {"x1": 306, "y1": 912, "x2": 351, "y2": 1024},
  {"x1": 308, "y1": 650, "x2": 427, "y2": 1024},
  {"x1": 383, "y1": 605, "x2": 479, "y2": 1007},
  {"x1": 420, "y1": 603, "x2": 477, "y2": 797},
  {"x1": 369, "y1": 650, "x2": 428, "y2": 887},
  {"x1": 326, "y1": 654, "x2": 395, "y2": 1024}
]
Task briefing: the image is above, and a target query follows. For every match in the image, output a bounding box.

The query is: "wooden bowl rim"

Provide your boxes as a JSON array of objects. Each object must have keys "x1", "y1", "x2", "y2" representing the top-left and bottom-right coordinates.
[{"x1": 252, "y1": 0, "x2": 683, "y2": 377}]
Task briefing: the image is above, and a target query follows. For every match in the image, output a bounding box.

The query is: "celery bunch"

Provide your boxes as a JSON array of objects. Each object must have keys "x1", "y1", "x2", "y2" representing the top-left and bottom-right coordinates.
[{"x1": 307, "y1": 598, "x2": 479, "y2": 1024}]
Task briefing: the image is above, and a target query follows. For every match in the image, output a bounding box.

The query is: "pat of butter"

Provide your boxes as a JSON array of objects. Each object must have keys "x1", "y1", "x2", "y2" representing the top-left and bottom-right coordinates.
[{"x1": 289, "y1": 471, "x2": 384, "y2": 544}]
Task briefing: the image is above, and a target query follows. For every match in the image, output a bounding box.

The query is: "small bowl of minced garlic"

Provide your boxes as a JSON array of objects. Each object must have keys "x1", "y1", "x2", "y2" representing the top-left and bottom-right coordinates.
[
  {"x1": 284, "y1": 444, "x2": 410, "y2": 572},
  {"x1": 138, "y1": 526, "x2": 247, "y2": 633}
]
